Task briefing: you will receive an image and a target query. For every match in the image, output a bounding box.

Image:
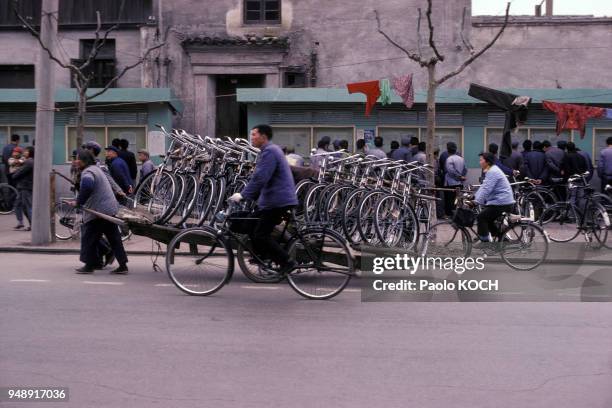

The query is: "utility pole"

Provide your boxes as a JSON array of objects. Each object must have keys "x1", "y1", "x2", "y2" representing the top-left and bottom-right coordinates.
[{"x1": 31, "y1": 0, "x2": 58, "y2": 245}]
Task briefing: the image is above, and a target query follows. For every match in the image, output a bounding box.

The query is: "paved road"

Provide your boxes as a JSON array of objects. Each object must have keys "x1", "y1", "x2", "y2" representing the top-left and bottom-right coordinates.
[{"x1": 2, "y1": 254, "x2": 612, "y2": 407}]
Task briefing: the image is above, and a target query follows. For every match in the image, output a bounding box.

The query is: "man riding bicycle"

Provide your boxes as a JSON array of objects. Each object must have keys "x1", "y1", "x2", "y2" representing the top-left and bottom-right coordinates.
[
  {"x1": 229, "y1": 124, "x2": 298, "y2": 275},
  {"x1": 473, "y1": 152, "x2": 516, "y2": 248}
]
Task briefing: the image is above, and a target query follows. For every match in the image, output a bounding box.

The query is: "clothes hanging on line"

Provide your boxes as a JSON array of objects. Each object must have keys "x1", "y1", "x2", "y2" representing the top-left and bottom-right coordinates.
[
  {"x1": 605, "y1": 108, "x2": 612, "y2": 119},
  {"x1": 392, "y1": 74, "x2": 414, "y2": 109},
  {"x1": 347, "y1": 80, "x2": 381, "y2": 116},
  {"x1": 378, "y1": 79, "x2": 392, "y2": 106},
  {"x1": 468, "y1": 83, "x2": 531, "y2": 159},
  {"x1": 542, "y1": 101, "x2": 605, "y2": 138}
]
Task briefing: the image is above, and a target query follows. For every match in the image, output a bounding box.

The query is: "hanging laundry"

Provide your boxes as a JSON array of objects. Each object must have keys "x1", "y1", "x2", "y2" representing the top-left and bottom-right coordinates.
[
  {"x1": 347, "y1": 80, "x2": 381, "y2": 116},
  {"x1": 605, "y1": 108, "x2": 612, "y2": 119},
  {"x1": 542, "y1": 101, "x2": 605, "y2": 138},
  {"x1": 468, "y1": 83, "x2": 531, "y2": 159},
  {"x1": 378, "y1": 79, "x2": 392, "y2": 106},
  {"x1": 392, "y1": 74, "x2": 414, "y2": 109}
]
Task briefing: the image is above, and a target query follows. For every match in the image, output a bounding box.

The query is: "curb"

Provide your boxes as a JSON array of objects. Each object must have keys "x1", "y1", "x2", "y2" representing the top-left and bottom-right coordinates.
[
  {"x1": 0, "y1": 247, "x2": 160, "y2": 256},
  {"x1": 0, "y1": 246, "x2": 609, "y2": 266}
]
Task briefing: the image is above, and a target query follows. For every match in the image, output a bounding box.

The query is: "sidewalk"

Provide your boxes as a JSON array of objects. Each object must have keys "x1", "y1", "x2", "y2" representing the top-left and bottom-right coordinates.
[
  {"x1": 0, "y1": 213, "x2": 610, "y2": 265},
  {"x1": 0, "y1": 213, "x2": 163, "y2": 255}
]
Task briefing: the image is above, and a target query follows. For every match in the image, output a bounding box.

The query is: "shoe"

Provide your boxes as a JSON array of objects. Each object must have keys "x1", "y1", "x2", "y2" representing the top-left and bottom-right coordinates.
[
  {"x1": 276, "y1": 260, "x2": 297, "y2": 277},
  {"x1": 24, "y1": 227, "x2": 31, "y2": 231},
  {"x1": 104, "y1": 251, "x2": 116, "y2": 267},
  {"x1": 13, "y1": 225, "x2": 24, "y2": 230},
  {"x1": 75, "y1": 266, "x2": 95, "y2": 274},
  {"x1": 110, "y1": 265, "x2": 128, "y2": 274},
  {"x1": 94, "y1": 263, "x2": 105, "y2": 270}
]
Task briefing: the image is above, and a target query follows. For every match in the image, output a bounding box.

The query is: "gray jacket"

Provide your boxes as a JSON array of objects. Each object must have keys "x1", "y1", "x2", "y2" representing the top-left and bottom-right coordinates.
[
  {"x1": 444, "y1": 154, "x2": 467, "y2": 186},
  {"x1": 78, "y1": 165, "x2": 119, "y2": 223}
]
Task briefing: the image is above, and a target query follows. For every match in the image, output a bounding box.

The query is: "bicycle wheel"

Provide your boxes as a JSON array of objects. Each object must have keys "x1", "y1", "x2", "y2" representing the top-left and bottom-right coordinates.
[
  {"x1": 0, "y1": 183, "x2": 18, "y2": 214},
  {"x1": 539, "y1": 203, "x2": 580, "y2": 243},
  {"x1": 420, "y1": 221, "x2": 471, "y2": 258},
  {"x1": 342, "y1": 189, "x2": 366, "y2": 244},
  {"x1": 356, "y1": 190, "x2": 385, "y2": 245},
  {"x1": 54, "y1": 201, "x2": 79, "y2": 240},
  {"x1": 373, "y1": 194, "x2": 419, "y2": 250},
  {"x1": 303, "y1": 183, "x2": 326, "y2": 223},
  {"x1": 174, "y1": 174, "x2": 198, "y2": 227},
  {"x1": 165, "y1": 227, "x2": 233, "y2": 296},
  {"x1": 196, "y1": 177, "x2": 217, "y2": 226},
  {"x1": 323, "y1": 185, "x2": 353, "y2": 233},
  {"x1": 138, "y1": 171, "x2": 177, "y2": 224},
  {"x1": 587, "y1": 203, "x2": 610, "y2": 249},
  {"x1": 286, "y1": 229, "x2": 354, "y2": 300},
  {"x1": 236, "y1": 244, "x2": 283, "y2": 283},
  {"x1": 499, "y1": 222, "x2": 549, "y2": 271}
]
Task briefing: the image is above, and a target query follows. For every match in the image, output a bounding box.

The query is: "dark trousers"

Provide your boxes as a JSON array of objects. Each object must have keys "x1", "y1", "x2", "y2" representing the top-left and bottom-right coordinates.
[
  {"x1": 477, "y1": 204, "x2": 515, "y2": 240},
  {"x1": 15, "y1": 189, "x2": 32, "y2": 225},
  {"x1": 443, "y1": 186, "x2": 461, "y2": 217},
  {"x1": 248, "y1": 206, "x2": 292, "y2": 267},
  {"x1": 80, "y1": 218, "x2": 128, "y2": 267}
]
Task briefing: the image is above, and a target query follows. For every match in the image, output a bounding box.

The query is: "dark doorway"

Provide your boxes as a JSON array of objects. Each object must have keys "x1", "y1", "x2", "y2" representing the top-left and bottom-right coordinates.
[{"x1": 215, "y1": 75, "x2": 265, "y2": 138}]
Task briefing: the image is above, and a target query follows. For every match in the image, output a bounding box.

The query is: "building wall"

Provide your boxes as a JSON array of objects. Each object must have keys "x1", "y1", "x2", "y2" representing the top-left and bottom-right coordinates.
[
  {"x1": 160, "y1": 0, "x2": 612, "y2": 133},
  {"x1": 0, "y1": 29, "x2": 145, "y2": 88}
]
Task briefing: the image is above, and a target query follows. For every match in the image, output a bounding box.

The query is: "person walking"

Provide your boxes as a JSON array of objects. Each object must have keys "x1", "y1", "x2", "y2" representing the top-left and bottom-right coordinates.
[
  {"x1": 119, "y1": 139, "x2": 138, "y2": 181},
  {"x1": 137, "y1": 149, "x2": 155, "y2": 182},
  {"x1": 72, "y1": 150, "x2": 128, "y2": 274},
  {"x1": 2, "y1": 134, "x2": 19, "y2": 185},
  {"x1": 11, "y1": 146, "x2": 34, "y2": 231},
  {"x1": 443, "y1": 143, "x2": 467, "y2": 217},
  {"x1": 597, "y1": 136, "x2": 612, "y2": 192},
  {"x1": 368, "y1": 137, "x2": 387, "y2": 159},
  {"x1": 105, "y1": 146, "x2": 133, "y2": 195}
]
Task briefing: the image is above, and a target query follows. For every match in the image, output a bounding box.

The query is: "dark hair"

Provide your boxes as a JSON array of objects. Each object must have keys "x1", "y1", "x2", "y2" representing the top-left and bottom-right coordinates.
[
  {"x1": 533, "y1": 141, "x2": 542, "y2": 150},
  {"x1": 339, "y1": 139, "x2": 349, "y2": 150},
  {"x1": 252, "y1": 124, "x2": 273, "y2": 140},
  {"x1": 522, "y1": 140, "x2": 532, "y2": 151},
  {"x1": 374, "y1": 136, "x2": 383, "y2": 148},
  {"x1": 447, "y1": 143, "x2": 457, "y2": 154},
  {"x1": 488, "y1": 143, "x2": 499, "y2": 155},
  {"x1": 77, "y1": 149, "x2": 96, "y2": 167},
  {"x1": 566, "y1": 142, "x2": 577, "y2": 152},
  {"x1": 119, "y1": 139, "x2": 129, "y2": 150},
  {"x1": 557, "y1": 140, "x2": 567, "y2": 150},
  {"x1": 25, "y1": 146, "x2": 34, "y2": 158},
  {"x1": 390, "y1": 141, "x2": 399, "y2": 150},
  {"x1": 418, "y1": 141, "x2": 426, "y2": 152},
  {"x1": 111, "y1": 138, "x2": 121, "y2": 148},
  {"x1": 318, "y1": 139, "x2": 329, "y2": 149},
  {"x1": 480, "y1": 152, "x2": 495, "y2": 166},
  {"x1": 607, "y1": 136, "x2": 612, "y2": 145},
  {"x1": 10, "y1": 134, "x2": 20, "y2": 142},
  {"x1": 541, "y1": 140, "x2": 551, "y2": 148},
  {"x1": 356, "y1": 139, "x2": 365, "y2": 149},
  {"x1": 410, "y1": 136, "x2": 419, "y2": 146}
]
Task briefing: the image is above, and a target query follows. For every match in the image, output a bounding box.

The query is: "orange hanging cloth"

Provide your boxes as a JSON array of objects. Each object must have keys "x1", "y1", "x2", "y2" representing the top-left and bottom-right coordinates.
[
  {"x1": 542, "y1": 100, "x2": 605, "y2": 138},
  {"x1": 347, "y1": 80, "x2": 381, "y2": 116}
]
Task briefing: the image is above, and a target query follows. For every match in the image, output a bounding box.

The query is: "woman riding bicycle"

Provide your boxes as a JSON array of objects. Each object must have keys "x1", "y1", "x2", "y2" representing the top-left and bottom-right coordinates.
[
  {"x1": 229, "y1": 124, "x2": 298, "y2": 275},
  {"x1": 473, "y1": 152, "x2": 516, "y2": 248}
]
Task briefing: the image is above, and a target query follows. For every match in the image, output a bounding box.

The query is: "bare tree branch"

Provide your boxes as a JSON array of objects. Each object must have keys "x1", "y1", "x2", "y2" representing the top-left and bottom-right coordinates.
[
  {"x1": 81, "y1": 0, "x2": 126, "y2": 72},
  {"x1": 416, "y1": 8, "x2": 423, "y2": 58},
  {"x1": 460, "y1": 6, "x2": 475, "y2": 55},
  {"x1": 374, "y1": 9, "x2": 427, "y2": 67},
  {"x1": 425, "y1": 0, "x2": 444, "y2": 62},
  {"x1": 86, "y1": 42, "x2": 165, "y2": 100},
  {"x1": 436, "y1": 2, "x2": 510, "y2": 85}
]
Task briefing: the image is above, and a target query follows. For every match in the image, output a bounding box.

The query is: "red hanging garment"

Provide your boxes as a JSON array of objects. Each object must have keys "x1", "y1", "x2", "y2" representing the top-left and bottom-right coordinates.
[
  {"x1": 542, "y1": 101, "x2": 605, "y2": 138},
  {"x1": 347, "y1": 80, "x2": 381, "y2": 116}
]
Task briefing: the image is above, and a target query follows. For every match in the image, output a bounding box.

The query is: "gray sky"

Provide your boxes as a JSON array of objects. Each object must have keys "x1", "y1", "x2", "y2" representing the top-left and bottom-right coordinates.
[{"x1": 472, "y1": 0, "x2": 612, "y2": 17}]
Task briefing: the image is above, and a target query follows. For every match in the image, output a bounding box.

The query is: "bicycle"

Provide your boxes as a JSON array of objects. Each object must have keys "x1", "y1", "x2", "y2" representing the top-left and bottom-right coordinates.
[
  {"x1": 421, "y1": 192, "x2": 549, "y2": 271},
  {"x1": 0, "y1": 182, "x2": 18, "y2": 214},
  {"x1": 538, "y1": 172, "x2": 610, "y2": 248},
  {"x1": 165, "y1": 202, "x2": 355, "y2": 300}
]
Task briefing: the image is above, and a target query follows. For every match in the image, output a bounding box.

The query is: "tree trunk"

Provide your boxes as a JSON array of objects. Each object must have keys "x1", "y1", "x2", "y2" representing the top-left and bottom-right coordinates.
[
  {"x1": 76, "y1": 90, "x2": 87, "y2": 148},
  {"x1": 425, "y1": 63, "x2": 437, "y2": 183},
  {"x1": 425, "y1": 63, "x2": 438, "y2": 224}
]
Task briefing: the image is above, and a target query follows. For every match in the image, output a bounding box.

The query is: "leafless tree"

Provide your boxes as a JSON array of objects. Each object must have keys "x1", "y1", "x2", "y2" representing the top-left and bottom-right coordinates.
[
  {"x1": 13, "y1": 0, "x2": 165, "y2": 146},
  {"x1": 374, "y1": 1, "x2": 510, "y2": 181}
]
